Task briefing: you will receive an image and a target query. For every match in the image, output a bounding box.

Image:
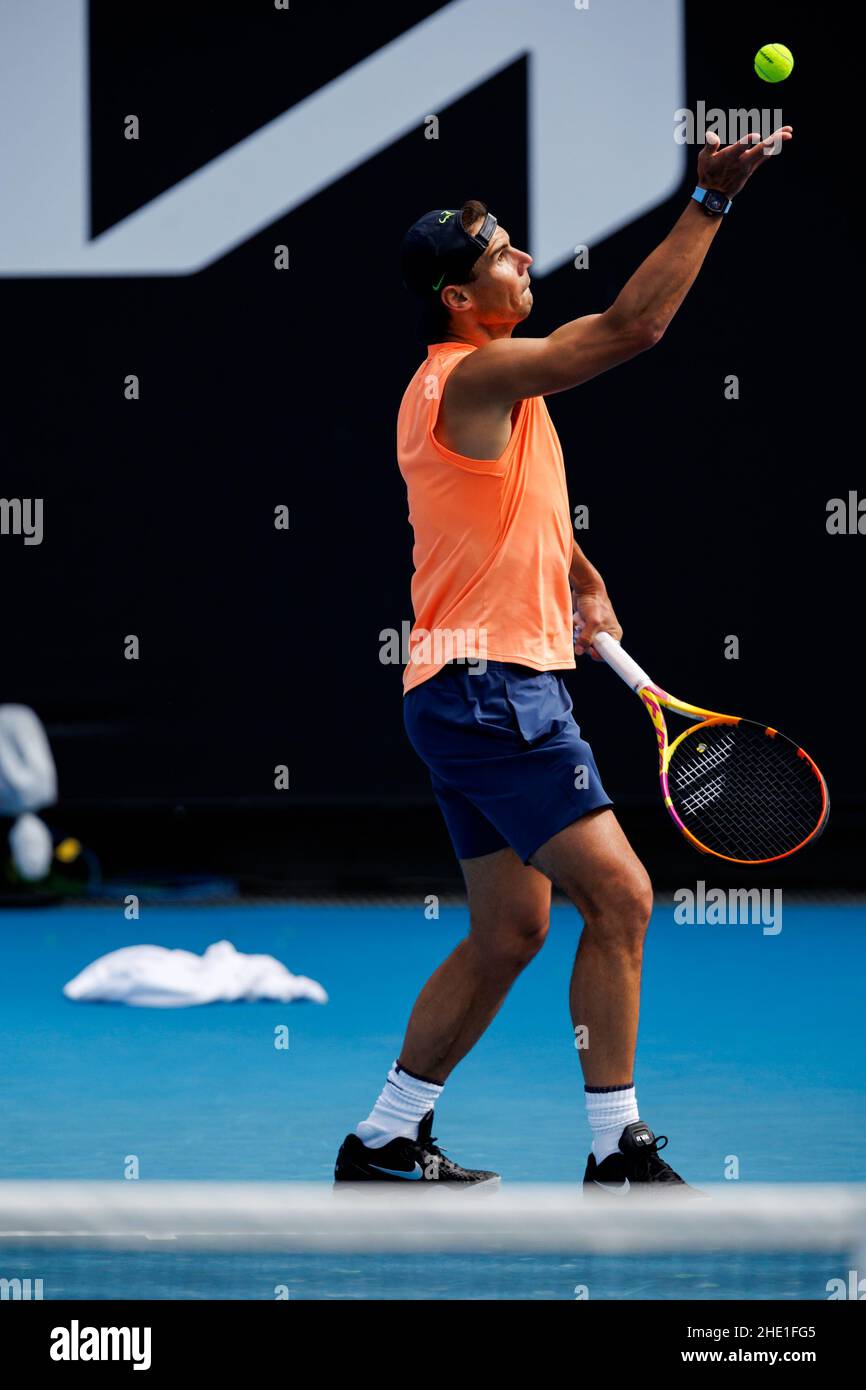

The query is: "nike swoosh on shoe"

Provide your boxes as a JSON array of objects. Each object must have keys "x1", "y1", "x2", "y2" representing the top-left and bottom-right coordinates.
[{"x1": 368, "y1": 1161, "x2": 424, "y2": 1180}]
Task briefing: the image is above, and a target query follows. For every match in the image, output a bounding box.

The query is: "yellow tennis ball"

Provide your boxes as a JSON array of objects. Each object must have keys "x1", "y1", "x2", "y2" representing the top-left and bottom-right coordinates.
[
  {"x1": 55, "y1": 837, "x2": 82, "y2": 864},
  {"x1": 754, "y1": 43, "x2": 794, "y2": 83}
]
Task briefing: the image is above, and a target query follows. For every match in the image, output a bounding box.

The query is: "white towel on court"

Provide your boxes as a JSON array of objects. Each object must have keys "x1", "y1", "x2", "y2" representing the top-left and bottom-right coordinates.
[{"x1": 63, "y1": 939, "x2": 328, "y2": 1008}]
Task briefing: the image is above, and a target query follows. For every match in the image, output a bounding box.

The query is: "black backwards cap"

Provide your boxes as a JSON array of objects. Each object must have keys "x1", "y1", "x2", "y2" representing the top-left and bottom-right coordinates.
[{"x1": 401, "y1": 206, "x2": 499, "y2": 300}]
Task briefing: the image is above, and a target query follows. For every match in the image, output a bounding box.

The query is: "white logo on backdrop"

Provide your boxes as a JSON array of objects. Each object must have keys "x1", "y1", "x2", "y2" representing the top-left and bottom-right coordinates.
[{"x1": 0, "y1": 0, "x2": 684, "y2": 276}]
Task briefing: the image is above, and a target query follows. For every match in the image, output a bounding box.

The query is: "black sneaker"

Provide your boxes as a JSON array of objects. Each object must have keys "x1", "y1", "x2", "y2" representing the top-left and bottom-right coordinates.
[
  {"x1": 334, "y1": 1109, "x2": 499, "y2": 1187},
  {"x1": 583, "y1": 1120, "x2": 692, "y2": 1193}
]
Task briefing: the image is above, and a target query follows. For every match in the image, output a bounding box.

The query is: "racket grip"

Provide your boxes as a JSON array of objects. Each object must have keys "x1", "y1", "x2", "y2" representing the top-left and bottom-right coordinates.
[{"x1": 592, "y1": 632, "x2": 654, "y2": 692}]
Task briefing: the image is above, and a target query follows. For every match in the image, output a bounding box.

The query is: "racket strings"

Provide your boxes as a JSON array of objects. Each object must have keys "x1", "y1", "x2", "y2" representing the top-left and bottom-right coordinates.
[{"x1": 668, "y1": 722, "x2": 825, "y2": 861}]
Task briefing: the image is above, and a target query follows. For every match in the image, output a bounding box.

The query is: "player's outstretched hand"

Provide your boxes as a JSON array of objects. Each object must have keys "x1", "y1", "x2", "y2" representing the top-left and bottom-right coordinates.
[{"x1": 697, "y1": 126, "x2": 793, "y2": 199}]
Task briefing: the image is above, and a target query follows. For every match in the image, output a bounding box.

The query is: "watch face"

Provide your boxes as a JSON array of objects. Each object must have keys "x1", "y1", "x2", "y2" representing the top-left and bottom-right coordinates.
[{"x1": 706, "y1": 191, "x2": 725, "y2": 212}]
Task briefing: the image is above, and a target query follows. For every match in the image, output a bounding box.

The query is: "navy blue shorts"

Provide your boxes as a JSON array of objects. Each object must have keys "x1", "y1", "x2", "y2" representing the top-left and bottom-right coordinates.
[{"x1": 403, "y1": 662, "x2": 613, "y2": 864}]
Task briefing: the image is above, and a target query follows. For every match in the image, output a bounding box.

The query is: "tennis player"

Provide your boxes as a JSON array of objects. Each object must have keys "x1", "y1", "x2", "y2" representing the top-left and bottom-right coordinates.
[{"x1": 336, "y1": 127, "x2": 792, "y2": 1190}]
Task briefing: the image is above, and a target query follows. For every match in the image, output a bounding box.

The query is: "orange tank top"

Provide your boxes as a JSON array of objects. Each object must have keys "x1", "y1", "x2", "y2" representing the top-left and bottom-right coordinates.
[{"x1": 397, "y1": 342, "x2": 575, "y2": 694}]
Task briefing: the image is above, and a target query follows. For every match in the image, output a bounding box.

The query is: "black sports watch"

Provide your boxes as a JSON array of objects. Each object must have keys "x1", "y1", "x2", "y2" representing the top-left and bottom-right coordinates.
[{"x1": 691, "y1": 185, "x2": 732, "y2": 216}]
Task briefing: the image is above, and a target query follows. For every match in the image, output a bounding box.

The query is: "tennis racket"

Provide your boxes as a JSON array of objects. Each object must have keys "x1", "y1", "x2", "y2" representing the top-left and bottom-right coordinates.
[{"x1": 591, "y1": 631, "x2": 829, "y2": 864}]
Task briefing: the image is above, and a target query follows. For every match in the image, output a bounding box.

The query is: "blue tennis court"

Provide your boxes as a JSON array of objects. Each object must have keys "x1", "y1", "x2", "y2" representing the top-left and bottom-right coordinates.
[{"x1": 2, "y1": 899, "x2": 863, "y2": 1185}]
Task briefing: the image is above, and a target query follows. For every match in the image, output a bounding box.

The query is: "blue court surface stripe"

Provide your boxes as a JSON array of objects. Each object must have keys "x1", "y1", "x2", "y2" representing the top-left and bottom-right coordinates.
[{"x1": 0, "y1": 903, "x2": 863, "y2": 1183}]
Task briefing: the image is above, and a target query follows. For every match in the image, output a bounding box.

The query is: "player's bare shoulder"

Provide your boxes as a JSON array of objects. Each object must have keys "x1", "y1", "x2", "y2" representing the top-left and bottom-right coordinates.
[
  {"x1": 436, "y1": 342, "x2": 529, "y2": 459},
  {"x1": 446, "y1": 337, "x2": 550, "y2": 409}
]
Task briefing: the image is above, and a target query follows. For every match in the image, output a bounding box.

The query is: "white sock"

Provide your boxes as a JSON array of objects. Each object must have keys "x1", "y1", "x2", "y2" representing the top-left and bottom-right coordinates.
[
  {"x1": 356, "y1": 1061, "x2": 444, "y2": 1149},
  {"x1": 586, "y1": 1084, "x2": 639, "y2": 1164}
]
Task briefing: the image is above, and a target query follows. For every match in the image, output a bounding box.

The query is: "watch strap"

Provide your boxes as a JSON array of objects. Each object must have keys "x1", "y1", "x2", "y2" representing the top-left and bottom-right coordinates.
[{"x1": 692, "y1": 185, "x2": 732, "y2": 215}]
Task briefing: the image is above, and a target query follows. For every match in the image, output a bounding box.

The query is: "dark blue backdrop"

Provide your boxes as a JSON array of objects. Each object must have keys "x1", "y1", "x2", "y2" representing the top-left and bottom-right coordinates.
[{"x1": 3, "y1": 1, "x2": 859, "y2": 888}]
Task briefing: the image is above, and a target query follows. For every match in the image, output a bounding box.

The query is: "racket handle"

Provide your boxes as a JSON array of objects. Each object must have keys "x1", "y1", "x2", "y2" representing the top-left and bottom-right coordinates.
[{"x1": 592, "y1": 631, "x2": 654, "y2": 693}]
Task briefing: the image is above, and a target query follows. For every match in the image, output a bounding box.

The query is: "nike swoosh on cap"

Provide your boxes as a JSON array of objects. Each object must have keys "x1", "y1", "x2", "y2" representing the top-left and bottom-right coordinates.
[{"x1": 369, "y1": 1161, "x2": 424, "y2": 1180}]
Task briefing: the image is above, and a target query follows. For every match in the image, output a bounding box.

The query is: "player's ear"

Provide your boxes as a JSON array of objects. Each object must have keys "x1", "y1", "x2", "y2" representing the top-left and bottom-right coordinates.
[{"x1": 443, "y1": 284, "x2": 471, "y2": 315}]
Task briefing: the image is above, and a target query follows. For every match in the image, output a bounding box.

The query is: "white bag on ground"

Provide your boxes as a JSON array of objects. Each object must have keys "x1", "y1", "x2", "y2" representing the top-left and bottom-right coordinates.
[
  {"x1": 63, "y1": 939, "x2": 328, "y2": 1007},
  {"x1": 9, "y1": 811, "x2": 54, "y2": 881},
  {"x1": 0, "y1": 705, "x2": 57, "y2": 813},
  {"x1": 0, "y1": 705, "x2": 58, "y2": 881}
]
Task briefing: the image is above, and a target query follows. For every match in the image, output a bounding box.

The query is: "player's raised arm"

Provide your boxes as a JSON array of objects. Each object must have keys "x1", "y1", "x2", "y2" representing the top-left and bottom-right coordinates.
[{"x1": 448, "y1": 126, "x2": 793, "y2": 409}]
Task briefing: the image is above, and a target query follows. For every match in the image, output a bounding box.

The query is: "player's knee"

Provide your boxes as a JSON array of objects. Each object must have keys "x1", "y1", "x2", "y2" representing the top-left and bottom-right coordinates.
[
  {"x1": 571, "y1": 863, "x2": 653, "y2": 952},
  {"x1": 474, "y1": 911, "x2": 550, "y2": 973},
  {"x1": 621, "y1": 871, "x2": 654, "y2": 947},
  {"x1": 507, "y1": 912, "x2": 550, "y2": 967}
]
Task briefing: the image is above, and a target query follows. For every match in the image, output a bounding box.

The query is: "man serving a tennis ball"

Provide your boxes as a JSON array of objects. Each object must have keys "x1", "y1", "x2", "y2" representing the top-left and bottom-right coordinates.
[{"x1": 335, "y1": 126, "x2": 793, "y2": 1190}]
